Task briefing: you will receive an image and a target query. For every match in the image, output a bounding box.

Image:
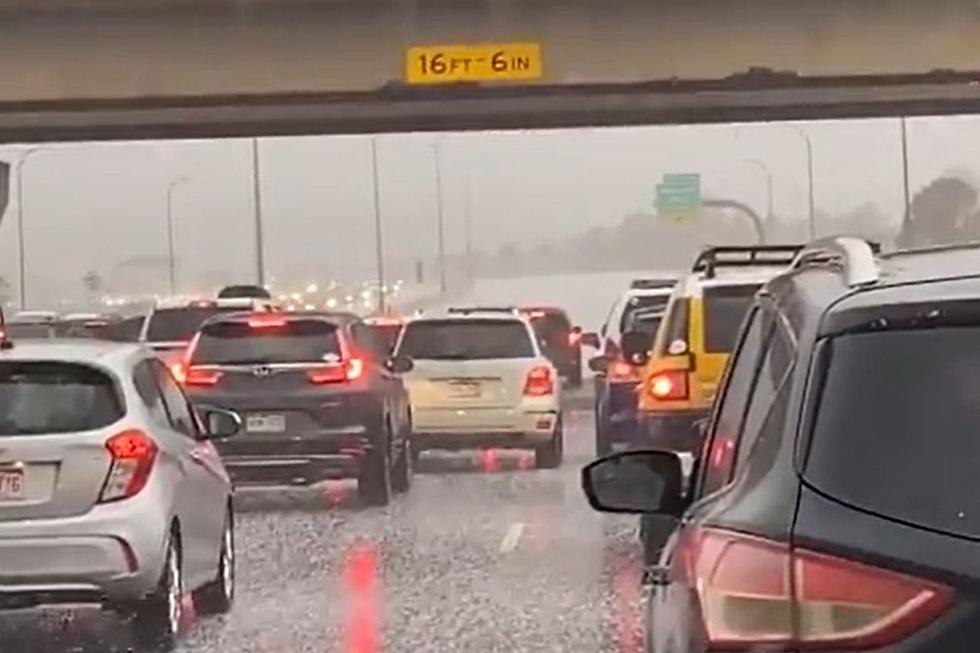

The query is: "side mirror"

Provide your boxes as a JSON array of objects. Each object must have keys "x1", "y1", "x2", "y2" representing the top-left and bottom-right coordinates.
[
  {"x1": 581, "y1": 332, "x2": 601, "y2": 349},
  {"x1": 385, "y1": 355, "x2": 414, "y2": 374},
  {"x1": 197, "y1": 406, "x2": 242, "y2": 440},
  {"x1": 588, "y1": 355, "x2": 610, "y2": 373},
  {"x1": 620, "y1": 330, "x2": 651, "y2": 366},
  {"x1": 581, "y1": 450, "x2": 685, "y2": 515}
]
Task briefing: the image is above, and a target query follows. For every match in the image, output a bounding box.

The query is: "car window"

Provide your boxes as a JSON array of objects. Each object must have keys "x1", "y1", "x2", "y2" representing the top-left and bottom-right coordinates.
[
  {"x1": 145, "y1": 307, "x2": 222, "y2": 342},
  {"x1": 351, "y1": 322, "x2": 387, "y2": 360},
  {"x1": 398, "y1": 319, "x2": 535, "y2": 360},
  {"x1": 133, "y1": 360, "x2": 170, "y2": 426},
  {"x1": 806, "y1": 326, "x2": 980, "y2": 539},
  {"x1": 105, "y1": 315, "x2": 145, "y2": 342},
  {"x1": 698, "y1": 308, "x2": 769, "y2": 497},
  {"x1": 657, "y1": 296, "x2": 690, "y2": 355},
  {"x1": 619, "y1": 294, "x2": 670, "y2": 335},
  {"x1": 152, "y1": 360, "x2": 198, "y2": 437},
  {"x1": 733, "y1": 318, "x2": 794, "y2": 471},
  {"x1": 0, "y1": 362, "x2": 123, "y2": 434},
  {"x1": 192, "y1": 319, "x2": 342, "y2": 364},
  {"x1": 702, "y1": 284, "x2": 762, "y2": 353}
]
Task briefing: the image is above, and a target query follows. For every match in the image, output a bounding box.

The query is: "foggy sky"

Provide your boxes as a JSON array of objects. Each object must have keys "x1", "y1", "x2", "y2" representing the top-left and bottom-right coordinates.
[{"x1": 0, "y1": 114, "x2": 976, "y2": 304}]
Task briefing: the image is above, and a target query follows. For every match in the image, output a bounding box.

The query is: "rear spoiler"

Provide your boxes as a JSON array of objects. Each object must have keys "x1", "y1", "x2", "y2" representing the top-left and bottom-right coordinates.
[{"x1": 692, "y1": 245, "x2": 805, "y2": 279}]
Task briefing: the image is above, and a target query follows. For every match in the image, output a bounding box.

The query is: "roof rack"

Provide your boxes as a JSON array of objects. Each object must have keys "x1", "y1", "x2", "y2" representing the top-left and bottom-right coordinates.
[
  {"x1": 692, "y1": 245, "x2": 805, "y2": 279},
  {"x1": 630, "y1": 277, "x2": 679, "y2": 290},
  {"x1": 446, "y1": 306, "x2": 519, "y2": 315},
  {"x1": 790, "y1": 237, "x2": 881, "y2": 287}
]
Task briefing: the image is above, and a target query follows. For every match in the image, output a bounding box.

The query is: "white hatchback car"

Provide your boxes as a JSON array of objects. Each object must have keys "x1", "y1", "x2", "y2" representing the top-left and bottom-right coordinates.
[{"x1": 394, "y1": 309, "x2": 563, "y2": 468}]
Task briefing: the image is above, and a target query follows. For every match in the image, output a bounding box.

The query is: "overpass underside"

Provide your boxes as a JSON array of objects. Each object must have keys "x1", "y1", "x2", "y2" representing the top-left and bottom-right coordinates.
[{"x1": 0, "y1": 0, "x2": 978, "y2": 141}]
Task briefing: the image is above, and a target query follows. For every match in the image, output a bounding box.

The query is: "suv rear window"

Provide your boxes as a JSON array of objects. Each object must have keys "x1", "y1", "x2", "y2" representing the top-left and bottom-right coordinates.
[
  {"x1": 145, "y1": 307, "x2": 221, "y2": 342},
  {"x1": 192, "y1": 319, "x2": 341, "y2": 364},
  {"x1": 398, "y1": 320, "x2": 535, "y2": 360},
  {"x1": 620, "y1": 294, "x2": 670, "y2": 334},
  {"x1": 806, "y1": 327, "x2": 980, "y2": 538},
  {"x1": 527, "y1": 312, "x2": 572, "y2": 354},
  {"x1": 703, "y1": 284, "x2": 761, "y2": 352},
  {"x1": 0, "y1": 362, "x2": 122, "y2": 434}
]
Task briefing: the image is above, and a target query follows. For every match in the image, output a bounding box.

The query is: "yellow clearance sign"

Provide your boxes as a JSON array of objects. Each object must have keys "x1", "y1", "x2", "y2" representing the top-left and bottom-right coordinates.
[{"x1": 405, "y1": 42, "x2": 543, "y2": 84}]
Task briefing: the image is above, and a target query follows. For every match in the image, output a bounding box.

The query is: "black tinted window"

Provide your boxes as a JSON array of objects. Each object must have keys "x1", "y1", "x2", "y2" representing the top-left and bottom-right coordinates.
[
  {"x1": 145, "y1": 307, "x2": 220, "y2": 342},
  {"x1": 807, "y1": 327, "x2": 980, "y2": 538},
  {"x1": 703, "y1": 284, "x2": 761, "y2": 352},
  {"x1": 658, "y1": 297, "x2": 690, "y2": 355},
  {"x1": 398, "y1": 320, "x2": 534, "y2": 360},
  {"x1": 528, "y1": 313, "x2": 571, "y2": 353},
  {"x1": 0, "y1": 362, "x2": 122, "y2": 434},
  {"x1": 152, "y1": 361, "x2": 197, "y2": 436},
  {"x1": 700, "y1": 310, "x2": 766, "y2": 496},
  {"x1": 734, "y1": 322, "x2": 793, "y2": 471},
  {"x1": 620, "y1": 295, "x2": 670, "y2": 334},
  {"x1": 192, "y1": 319, "x2": 341, "y2": 364},
  {"x1": 133, "y1": 360, "x2": 169, "y2": 426}
]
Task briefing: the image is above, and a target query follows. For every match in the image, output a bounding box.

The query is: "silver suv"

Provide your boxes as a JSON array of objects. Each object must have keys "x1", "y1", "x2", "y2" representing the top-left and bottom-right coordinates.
[{"x1": 0, "y1": 339, "x2": 241, "y2": 651}]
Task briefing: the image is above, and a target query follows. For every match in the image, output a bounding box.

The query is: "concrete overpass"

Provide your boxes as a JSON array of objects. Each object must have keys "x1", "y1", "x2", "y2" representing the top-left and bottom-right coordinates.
[{"x1": 0, "y1": 0, "x2": 979, "y2": 141}]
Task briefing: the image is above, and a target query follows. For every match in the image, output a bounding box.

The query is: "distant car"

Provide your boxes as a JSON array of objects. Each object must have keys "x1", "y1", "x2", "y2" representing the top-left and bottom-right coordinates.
[
  {"x1": 55, "y1": 313, "x2": 120, "y2": 339},
  {"x1": 217, "y1": 285, "x2": 271, "y2": 300},
  {"x1": 181, "y1": 311, "x2": 413, "y2": 506},
  {"x1": 0, "y1": 338, "x2": 241, "y2": 651},
  {"x1": 6, "y1": 310, "x2": 59, "y2": 339},
  {"x1": 364, "y1": 315, "x2": 405, "y2": 355},
  {"x1": 589, "y1": 285, "x2": 676, "y2": 456},
  {"x1": 521, "y1": 306, "x2": 585, "y2": 387},
  {"x1": 396, "y1": 310, "x2": 563, "y2": 468}
]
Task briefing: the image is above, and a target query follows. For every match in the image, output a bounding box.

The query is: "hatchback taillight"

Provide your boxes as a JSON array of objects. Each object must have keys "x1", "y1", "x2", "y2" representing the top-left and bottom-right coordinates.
[
  {"x1": 685, "y1": 527, "x2": 953, "y2": 650},
  {"x1": 307, "y1": 358, "x2": 364, "y2": 384},
  {"x1": 185, "y1": 367, "x2": 223, "y2": 386},
  {"x1": 523, "y1": 365, "x2": 554, "y2": 396},
  {"x1": 100, "y1": 429, "x2": 158, "y2": 503},
  {"x1": 647, "y1": 370, "x2": 688, "y2": 400}
]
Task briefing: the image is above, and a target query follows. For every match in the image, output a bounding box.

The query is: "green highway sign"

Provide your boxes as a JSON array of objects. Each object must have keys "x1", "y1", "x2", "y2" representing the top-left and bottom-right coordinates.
[{"x1": 656, "y1": 172, "x2": 701, "y2": 220}]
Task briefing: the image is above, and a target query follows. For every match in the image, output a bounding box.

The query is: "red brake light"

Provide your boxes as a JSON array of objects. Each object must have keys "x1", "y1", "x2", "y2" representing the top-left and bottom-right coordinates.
[
  {"x1": 100, "y1": 430, "x2": 158, "y2": 502},
  {"x1": 523, "y1": 365, "x2": 554, "y2": 396},
  {"x1": 684, "y1": 527, "x2": 953, "y2": 650},
  {"x1": 170, "y1": 361, "x2": 186, "y2": 384},
  {"x1": 307, "y1": 358, "x2": 364, "y2": 384},
  {"x1": 648, "y1": 370, "x2": 689, "y2": 400},
  {"x1": 185, "y1": 367, "x2": 223, "y2": 386},
  {"x1": 609, "y1": 360, "x2": 640, "y2": 382},
  {"x1": 568, "y1": 331, "x2": 582, "y2": 346},
  {"x1": 248, "y1": 315, "x2": 287, "y2": 329}
]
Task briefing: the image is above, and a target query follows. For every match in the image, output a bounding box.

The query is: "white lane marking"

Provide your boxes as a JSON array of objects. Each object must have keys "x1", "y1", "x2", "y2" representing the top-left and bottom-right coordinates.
[{"x1": 499, "y1": 522, "x2": 526, "y2": 554}]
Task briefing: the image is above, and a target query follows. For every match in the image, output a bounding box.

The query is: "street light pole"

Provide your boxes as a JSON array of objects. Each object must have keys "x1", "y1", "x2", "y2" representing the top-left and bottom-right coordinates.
[
  {"x1": 787, "y1": 124, "x2": 816, "y2": 239},
  {"x1": 15, "y1": 147, "x2": 44, "y2": 310},
  {"x1": 251, "y1": 138, "x2": 266, "y2": 287},
  {"x1": 370, "y1": 137, "x2": 386, "y2": 314},
  {"x1": 744, "y1": 158, "x2": 774, "y2": 224},
  {"x1": 165, "y1": 176, "x2": 189, "y2": 296},
  {"x1": 900, "y1": 117, "x2": 912, "y2": 227},
  {"x1": 432, "y1": 141, "x2": 447, "y2": 294},
  {"x1": 464, "y1": 174, "x2": 474, "y2": 284}
]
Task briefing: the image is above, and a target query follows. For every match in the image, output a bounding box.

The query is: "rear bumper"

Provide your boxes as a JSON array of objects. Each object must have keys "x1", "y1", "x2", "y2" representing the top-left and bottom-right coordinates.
[
  {"x1": 0, "y1": 488, "x2": 171, "y2": 606},
  {"x1": 413, "y1": 405, "x2": 560, "y2": 450},
  {"x1": 638, "y1": 409, "x2": 709, "y2": 454},
  {"x1": 216, "y1": 426, "x2": 374, "y2": 486},
  {"x1": 601, "y1": 381, "x2": 641, "y2": 441}
]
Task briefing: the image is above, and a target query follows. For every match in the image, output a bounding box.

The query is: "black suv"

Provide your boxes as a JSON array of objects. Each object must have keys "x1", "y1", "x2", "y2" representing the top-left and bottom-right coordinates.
[
  {"x1": 182, "y1": 311, "x2": 414, "y2": 506},
  {"x1": 583, "y1": 237, "x2": 980, "y2": 653}
]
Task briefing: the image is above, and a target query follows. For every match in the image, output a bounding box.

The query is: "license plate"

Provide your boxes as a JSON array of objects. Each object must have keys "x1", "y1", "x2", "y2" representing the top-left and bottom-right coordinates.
[
  {"x1": 0, "y1": 470, "x2": 25, "y2": 500},
  {"x1": 447, "y1": 381, "x2": 481, "y2": 399},
  {"x1": 246, "y1": 414, "x2": 286, "y2": 433}
]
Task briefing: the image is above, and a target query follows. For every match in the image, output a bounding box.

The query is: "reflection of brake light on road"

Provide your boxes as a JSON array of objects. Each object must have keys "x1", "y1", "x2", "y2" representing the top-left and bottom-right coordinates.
[{"x1": 345, "y1": 545, "x2": 379, "y2": 653}]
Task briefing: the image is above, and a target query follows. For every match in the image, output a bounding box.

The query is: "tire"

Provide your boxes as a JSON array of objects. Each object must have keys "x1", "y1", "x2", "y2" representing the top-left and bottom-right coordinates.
[
  {"x1": 131, "y1": 530, "x2": 183, "y2": 652},
  {"x1": 392, "y1": 437, "x2": 413, "y2": 494},
  {"x1": 193, "y1": 508, "x2": 235, "y2": 616},
  {"x1": 358, "y1": 444, "x2": 392, "y2": 507},
  {"x1": 535, "y1": 418, "x2": 564, "y2": 469}
]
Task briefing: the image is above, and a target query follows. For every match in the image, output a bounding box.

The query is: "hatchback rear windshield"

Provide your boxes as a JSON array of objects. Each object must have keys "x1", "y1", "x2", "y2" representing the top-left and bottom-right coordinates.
[
  {"x1": 806, "y1": 327, "x2": 980, "y2": 538},
  {"x1": 398, "y1": 320, "x2": 535, "y2": 360},
  {"x1": 145, "y1": 307, "x2": 222, "y2": 342},
  {"x1": 192, "y1": 319, "x2": 341, "y2": 364},
  {"x1": 620, "y1": 294, "x2": 670, "y2": 334},
  {"x1": 703, "y1": 284, "x2": 761, "y2": 352},
  {"x1": 0, "y1": 362, "x2": 122, "y2": 434}
]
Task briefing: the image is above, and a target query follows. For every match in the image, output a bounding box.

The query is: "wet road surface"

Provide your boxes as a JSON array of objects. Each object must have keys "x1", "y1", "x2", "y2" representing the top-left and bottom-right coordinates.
[{"x1": 1, "y1": 396, "x2": 647, "y2": 653}]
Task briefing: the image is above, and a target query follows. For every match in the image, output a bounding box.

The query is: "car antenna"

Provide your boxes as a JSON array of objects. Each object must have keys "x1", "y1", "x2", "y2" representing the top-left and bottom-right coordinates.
[{"x1": 0, "y1": 307, "x2": 13, "y2": 350}]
